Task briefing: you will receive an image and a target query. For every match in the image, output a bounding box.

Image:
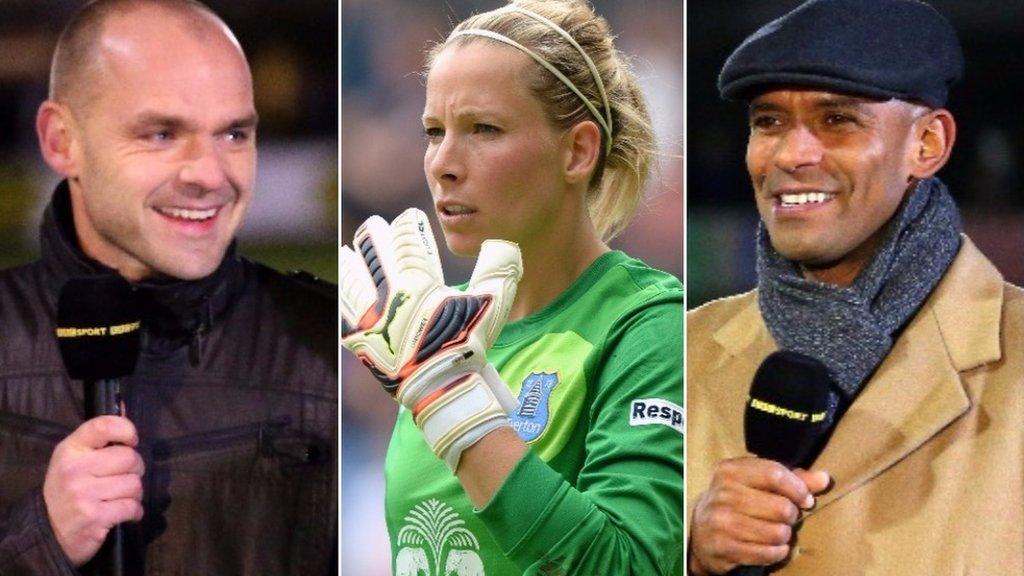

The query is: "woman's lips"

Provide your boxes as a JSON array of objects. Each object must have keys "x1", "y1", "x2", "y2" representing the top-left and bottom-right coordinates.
[{"x1": 436, "y1": 202, "x2": 478, "y2": 226}]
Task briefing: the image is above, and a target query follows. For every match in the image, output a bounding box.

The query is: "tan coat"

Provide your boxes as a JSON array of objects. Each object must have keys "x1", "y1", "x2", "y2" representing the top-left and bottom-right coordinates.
[{"x1": 686, "y1": 238, "x2": 1024, "y2": 575}]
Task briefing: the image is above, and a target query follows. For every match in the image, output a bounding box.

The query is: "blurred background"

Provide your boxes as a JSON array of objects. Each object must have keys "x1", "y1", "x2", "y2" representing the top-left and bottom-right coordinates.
[
  {"x1": 689, "y1": 0, "x2": 1024, "y2": 308},
  {"x1": 0, "y1": 0, "x2": 338, "y2": 280},
  {"x1": 341, "y1": 0, "x2": 682, "y2": 572}
]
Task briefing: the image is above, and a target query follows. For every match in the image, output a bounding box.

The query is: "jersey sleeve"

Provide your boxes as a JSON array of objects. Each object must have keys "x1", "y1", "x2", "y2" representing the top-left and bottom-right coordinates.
[{"x1": 477, "y1": 293, "x2": 684, "y2": 574}]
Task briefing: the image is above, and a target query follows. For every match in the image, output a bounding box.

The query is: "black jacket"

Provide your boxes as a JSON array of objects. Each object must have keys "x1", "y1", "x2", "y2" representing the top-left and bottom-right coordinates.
[{"x1": 0, "y1": 183, "x2": 337, "y2": 575}]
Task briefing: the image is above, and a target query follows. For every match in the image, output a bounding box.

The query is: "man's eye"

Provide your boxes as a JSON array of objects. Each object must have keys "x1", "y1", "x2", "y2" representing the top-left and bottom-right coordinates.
[
  {"x1": 824, "y1": 113, "x2": 855, "y2": 126},
  {"x1": 225, "y1": 129, "x2": 252, "y2": 142},
  {"x1": 750, "y1": 116, "x2": 781, "y2": 130},
  {"x1": 424, "y1": 127, "x2": 444, "y2": 142},
  {"x1": 473, "y1": 123, "x2": 500, "y2": 134},
  {"x1": 148, "y1": 130, "x2": 174, "y2": 142}
]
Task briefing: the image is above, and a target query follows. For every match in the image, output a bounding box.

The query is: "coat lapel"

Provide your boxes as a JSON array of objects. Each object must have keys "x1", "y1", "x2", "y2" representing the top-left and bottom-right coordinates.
[
  {"x1": 707, "y1": 239, "x2": 1006, "y2": 514},
  {"x1": 808, "y1": 307, "x2": 969, "y2": 509},
  {"x1": 810, "y1": 238, "x2": 1004, "y2": 512}
]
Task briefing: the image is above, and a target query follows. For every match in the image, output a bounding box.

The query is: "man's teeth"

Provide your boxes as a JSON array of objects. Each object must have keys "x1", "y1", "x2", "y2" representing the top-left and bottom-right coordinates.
[
  {"x1": 779, "y1": 192, "x2": 834, "y2": 206},
  {"x1": 445, "y1": 205, "x2": 473, "y2": 215},
  {"x1": 158, "y1": 206, "x2": 217, "y2": 221}
]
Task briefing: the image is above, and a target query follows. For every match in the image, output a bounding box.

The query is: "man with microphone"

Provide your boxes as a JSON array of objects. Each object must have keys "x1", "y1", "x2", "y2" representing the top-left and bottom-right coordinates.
[
  {"x1": 0, "y1": 1, "x2": 336, "y2": 574},
  {"x1": 687, "y1": 0, "x2": 1023, "y2": 574}
]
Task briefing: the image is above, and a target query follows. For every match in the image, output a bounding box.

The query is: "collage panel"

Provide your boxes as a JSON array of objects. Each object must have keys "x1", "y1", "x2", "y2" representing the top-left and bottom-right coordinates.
[
  {"x1": 341, "y1": 0, "x2": 682, "y2": 574},
  {"x1": 687, "y1": 1, "x2": 1024, "y2": 574},
  {"x1": 0, "y1": 1, "x2": 338, "y2": 574}
]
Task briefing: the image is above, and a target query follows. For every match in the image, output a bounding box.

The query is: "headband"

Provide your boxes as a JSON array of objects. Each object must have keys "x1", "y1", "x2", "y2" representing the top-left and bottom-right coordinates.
[{"x1": 448, "y1": 6, "x2": 614, "y2": 156}]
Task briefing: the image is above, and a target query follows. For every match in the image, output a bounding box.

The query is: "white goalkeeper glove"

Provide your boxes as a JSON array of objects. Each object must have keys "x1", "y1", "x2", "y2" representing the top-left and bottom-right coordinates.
[{"x1": 340, "y1": 208, "x2": 522, "y2": 471}]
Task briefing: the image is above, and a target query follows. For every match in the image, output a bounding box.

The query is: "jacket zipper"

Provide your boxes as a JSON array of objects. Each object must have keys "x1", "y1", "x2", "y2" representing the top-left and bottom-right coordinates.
[
  {"x1": 151, "y1": 416, "x2": 291, "y2": 462},
  {"x1": 188, "y1": 297, "x2": 213, "y2": 367}
]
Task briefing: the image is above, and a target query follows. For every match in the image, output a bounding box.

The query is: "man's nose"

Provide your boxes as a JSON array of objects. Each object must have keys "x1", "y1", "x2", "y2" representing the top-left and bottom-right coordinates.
[
  {"x1": 774, "y1": 125, "x2": 824, "y2": 172},
  {"x1": 179, "y1": 136, "x2": 227, "y2": 191}
]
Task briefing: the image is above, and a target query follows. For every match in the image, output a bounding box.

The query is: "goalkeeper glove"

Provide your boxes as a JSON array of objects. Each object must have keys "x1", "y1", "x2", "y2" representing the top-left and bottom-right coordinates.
[{"x1": 340, "y1": 208, "x2": 522, "y2": 471}]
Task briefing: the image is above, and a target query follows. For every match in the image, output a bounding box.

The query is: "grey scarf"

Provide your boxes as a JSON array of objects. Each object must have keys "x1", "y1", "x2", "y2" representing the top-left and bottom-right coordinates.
[{"x1": 757, "y1": 177, "x2": 962, "y2": 400}]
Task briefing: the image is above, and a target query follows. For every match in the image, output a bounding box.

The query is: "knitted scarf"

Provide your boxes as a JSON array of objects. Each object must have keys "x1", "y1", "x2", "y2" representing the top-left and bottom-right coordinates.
[{"x1": 757, "y1": 177, "x2": 962, "y2": 401}]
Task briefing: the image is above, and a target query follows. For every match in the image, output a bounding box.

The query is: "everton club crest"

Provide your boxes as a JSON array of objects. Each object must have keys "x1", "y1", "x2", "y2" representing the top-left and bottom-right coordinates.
[{"x1": 509, "y1": 372, "x2": 559, "y2": 443}]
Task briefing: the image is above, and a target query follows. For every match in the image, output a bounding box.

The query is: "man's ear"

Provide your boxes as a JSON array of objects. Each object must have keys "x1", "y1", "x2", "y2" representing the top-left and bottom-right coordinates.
[
  {"x1": 908, "y1": 108, "x2": 955, "y2": 180},
  {"x1": 36, "y1": 101, "x2": 79, "y2": 178},
  {"x1": 563, "y1": 120, "x2": 602, "y2": 186}
]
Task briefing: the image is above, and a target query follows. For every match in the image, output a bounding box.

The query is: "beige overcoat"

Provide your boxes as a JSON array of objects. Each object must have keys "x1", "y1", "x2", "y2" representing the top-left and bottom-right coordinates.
[{"x1": 686, "y1": 238, "x2": 1024, "y2": 575}]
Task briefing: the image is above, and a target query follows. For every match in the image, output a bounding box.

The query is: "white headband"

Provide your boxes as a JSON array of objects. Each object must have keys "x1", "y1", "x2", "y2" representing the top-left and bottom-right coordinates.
[{"x1": 448, "y1": 6, "x2": 614, "y2": 156}]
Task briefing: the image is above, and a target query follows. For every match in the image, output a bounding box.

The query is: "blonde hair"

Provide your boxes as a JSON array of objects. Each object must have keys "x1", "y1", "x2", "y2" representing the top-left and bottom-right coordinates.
[{"x1": 428, "y1": 0, "x2": 656, "y2": 242}]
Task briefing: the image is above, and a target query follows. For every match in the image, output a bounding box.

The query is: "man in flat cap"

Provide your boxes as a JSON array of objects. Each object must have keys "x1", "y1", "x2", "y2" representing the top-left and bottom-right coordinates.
[{"x1": 686, "y1": 0, "x2": 1024, "y2": 574}]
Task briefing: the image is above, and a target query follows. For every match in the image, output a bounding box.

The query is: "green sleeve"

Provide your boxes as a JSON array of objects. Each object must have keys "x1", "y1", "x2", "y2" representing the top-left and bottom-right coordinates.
[{"x1": 477, "y1": 297, "x2": 684, "y2": 574}]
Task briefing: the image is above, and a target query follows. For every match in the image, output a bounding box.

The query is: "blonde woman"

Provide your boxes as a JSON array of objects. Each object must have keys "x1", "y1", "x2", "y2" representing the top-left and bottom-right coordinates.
[{"x1": 341, "y1": 1, "x2": 683, "y2": 573}]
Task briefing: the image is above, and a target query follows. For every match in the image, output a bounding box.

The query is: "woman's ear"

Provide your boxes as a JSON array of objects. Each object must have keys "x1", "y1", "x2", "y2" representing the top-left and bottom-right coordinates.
[
  {"x1": 563, "y1": 120, "x2": 602, "y2": 186},
  {"x1": 907, "y1": 108, "x2": 956, "y2": 180}
]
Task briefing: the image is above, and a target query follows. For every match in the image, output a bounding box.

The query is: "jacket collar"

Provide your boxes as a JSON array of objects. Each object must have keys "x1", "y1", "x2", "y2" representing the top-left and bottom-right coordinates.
[
  {"x1": 712, "y1": 237, "x2": 1004, "y2": 511},
  {"x1": 39, "y1": 181, "x2": 246, "y2": 356}
]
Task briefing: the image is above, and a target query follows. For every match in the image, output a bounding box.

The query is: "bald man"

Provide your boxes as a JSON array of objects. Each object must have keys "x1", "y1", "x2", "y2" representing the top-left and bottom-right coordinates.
[{"x1": 0, "y1": 1, "x2": 336, "y2": 574}]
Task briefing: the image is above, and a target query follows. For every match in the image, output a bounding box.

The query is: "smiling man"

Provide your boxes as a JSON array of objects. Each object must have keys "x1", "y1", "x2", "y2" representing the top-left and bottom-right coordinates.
[
  {"x1": 0, "y1": 1, "x2": 336, "y2": 574},
  {"x1": 686, "y1": 0, "x2": 1023, "y2": 574}
]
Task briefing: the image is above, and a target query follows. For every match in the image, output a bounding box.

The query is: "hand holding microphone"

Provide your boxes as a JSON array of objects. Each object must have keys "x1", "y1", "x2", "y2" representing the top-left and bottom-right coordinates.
[
  {"x1": 690, "y1": 458, "x2": 829, "y2": 575},
  {"x1": 48, "y1": 276, "x2": 143, "y2": 570},
  {"x1": 43, "y1": 416, "x2": 145, "y2": 566},
  {"x1": 690, "y1": 352, "x2": 836, "y2": 576}
]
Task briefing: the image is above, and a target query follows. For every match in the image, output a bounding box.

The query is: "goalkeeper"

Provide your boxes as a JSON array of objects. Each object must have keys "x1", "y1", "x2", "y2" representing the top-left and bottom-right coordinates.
[{"x1": 341, "y1": 1, "x2": 683, "y2": 573}]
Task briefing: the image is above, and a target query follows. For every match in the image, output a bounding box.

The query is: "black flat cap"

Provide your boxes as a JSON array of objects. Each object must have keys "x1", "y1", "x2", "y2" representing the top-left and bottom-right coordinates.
[{"x1": 718, "y1": 0, "x2": 964, "y2": 107}]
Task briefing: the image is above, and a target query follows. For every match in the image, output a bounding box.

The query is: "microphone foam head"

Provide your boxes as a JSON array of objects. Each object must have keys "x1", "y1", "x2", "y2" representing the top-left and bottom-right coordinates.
[
  {"x1": 56, "y1": 276, "x2": 141, "y2": 381},
  {"x1": 745, "y1": 350, "x2": 835, "y2": 468}
]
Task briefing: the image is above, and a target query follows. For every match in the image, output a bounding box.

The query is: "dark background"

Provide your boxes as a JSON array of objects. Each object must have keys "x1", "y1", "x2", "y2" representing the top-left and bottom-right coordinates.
[{"x1": 688, "y1": 0, "x2": 1024, "y2": 307}]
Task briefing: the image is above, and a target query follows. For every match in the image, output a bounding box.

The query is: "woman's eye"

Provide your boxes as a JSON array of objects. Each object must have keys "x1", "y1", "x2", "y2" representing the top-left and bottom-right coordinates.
[
  {"x1": 424, "y1": 127, "x2": 444, "y2": 142},
  {"x1": 473, "y1": 123, "x2": 500, "y2": 134}
]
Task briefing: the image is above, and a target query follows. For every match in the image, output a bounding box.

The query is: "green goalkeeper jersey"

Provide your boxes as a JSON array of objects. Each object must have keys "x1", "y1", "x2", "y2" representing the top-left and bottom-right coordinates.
[{"x1": 384, "y1": 250, "x2": 684, "y2": 575}]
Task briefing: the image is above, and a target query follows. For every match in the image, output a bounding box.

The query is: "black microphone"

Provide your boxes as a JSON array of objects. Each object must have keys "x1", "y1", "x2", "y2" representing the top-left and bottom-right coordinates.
[
  {"x1": 731, "y1": 351, "x2": 836, "y2": 576},
  {"x1": 56, "y1": 275, "x2": 141, "y2": 576}
]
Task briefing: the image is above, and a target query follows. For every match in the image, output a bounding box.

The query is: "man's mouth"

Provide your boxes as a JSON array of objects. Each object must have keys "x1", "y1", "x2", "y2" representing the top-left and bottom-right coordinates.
[
  {"x1": 777, "y1": 191, "x2": 835, "y2": 208},
  {"x1": 156, "y1": 206, "x2": 219, "y2": 222}
]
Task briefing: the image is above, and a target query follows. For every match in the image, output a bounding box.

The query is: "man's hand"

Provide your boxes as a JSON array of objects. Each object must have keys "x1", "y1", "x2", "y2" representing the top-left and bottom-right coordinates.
[
  {"x1": 42, "y1": 415, "x2": 145, "y2": 567},
  {"x1": 340, "y1": 208, "x2": 522, "y2": 470},
  {"x1": 689, "y1": 457, "x2": 830, "y2": 575}
]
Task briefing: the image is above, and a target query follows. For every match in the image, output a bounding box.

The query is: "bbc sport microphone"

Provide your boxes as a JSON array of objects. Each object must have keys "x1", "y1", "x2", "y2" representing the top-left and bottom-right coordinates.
[
  {"x1": 56, "y1": 275, "x2": 141, "y2": 396},
  {"x1": 731, "y1": 350, "x2": 836, "y2": 576},
  {"x1": 56, "y1": 275, "x2": 142, "y2": 576}
]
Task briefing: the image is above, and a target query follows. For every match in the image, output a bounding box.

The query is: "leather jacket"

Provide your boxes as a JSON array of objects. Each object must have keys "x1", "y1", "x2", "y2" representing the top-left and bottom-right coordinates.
[{"x1": 0, "y1": 183, "x2": 337, "y2": 575}]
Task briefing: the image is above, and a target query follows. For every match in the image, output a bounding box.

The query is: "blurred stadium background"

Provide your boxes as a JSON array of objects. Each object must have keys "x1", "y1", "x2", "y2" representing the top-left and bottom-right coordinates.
[
  {"x1": 0, "y1": 0, "x2": 338, "y2": 281},
  {"x1": 689, "y1": 0, "x2": 1024, "y2": 308},
  {"x1": 341, "y1": 0, "x2": 682, "y2": 572}
]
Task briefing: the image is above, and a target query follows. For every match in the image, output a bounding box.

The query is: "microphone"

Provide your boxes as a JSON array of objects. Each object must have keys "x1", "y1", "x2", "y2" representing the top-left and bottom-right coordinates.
[
  {"x1": 731, "y1": 350, "x2": 836, "y2": 576},
  {"x1": 56, "y1": 275, "x2": 142, "y2": 576}
]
